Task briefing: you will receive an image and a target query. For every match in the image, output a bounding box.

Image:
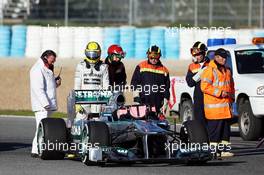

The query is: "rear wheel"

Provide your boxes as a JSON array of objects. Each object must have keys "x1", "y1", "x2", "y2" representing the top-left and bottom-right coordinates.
[
  {"x1": 180, "y1": 100, "x2": 194, "y2": 122},
  {"x1": 81, "y1": 121, "x2": 110, "y2": 165},
  {"x1": 180, "y1": 120, "x2": 210, "y2": 164},
  {"x1": 180, "y1": 120, "x2": 209, "y2": 144},
  {"x1": 37, "y1": 118, "x2": 67, "y2": 160},
  {"x1": 238, "y1": 100, "x2": 263, "y2": 141}
]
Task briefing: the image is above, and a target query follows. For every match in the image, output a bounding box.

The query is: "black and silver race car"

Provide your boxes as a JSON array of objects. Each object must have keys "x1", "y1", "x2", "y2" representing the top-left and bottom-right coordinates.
[{"x1": 36, "y1": 90, "x2": 212, "y2": 165}]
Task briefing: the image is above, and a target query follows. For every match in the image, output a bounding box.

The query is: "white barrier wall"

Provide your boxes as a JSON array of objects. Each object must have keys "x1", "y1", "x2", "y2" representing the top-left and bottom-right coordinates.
[
  {"x1": 179, "y1": 29, "x2": 195, "y2": 60},
  {"x1": 89, "y1": 27, "x2": 104, "y2": 57},
  {"x1": 42, "y1": 27, "x2": 59, "y2": 54},
  {"x1": 58, "y1": 27, "x2": 73, "y2": 59},
  {"x1": 25, "y1": 26, "x2": 42, "y2": 58},
  {"x1": 73, "y1": 27, "x2": 90, "y2": 59},
  {"x1": 194, "y1": 29, "x2": 209, "y2": 45},
  {"x1": 17, "y1": 26, "x2": 264, "y2": 60}
]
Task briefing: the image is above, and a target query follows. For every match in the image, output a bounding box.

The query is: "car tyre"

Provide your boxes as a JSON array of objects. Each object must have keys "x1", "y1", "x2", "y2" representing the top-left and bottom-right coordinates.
[
  {"x1": 37, "y1": 118, "x2": 67, "y2": 160},
  {"x1": 238, "y1": 100, "x2": 263, "y2": 141},
  {"x1": 81, "y1": 121, "x2": 110, "y2": 165}
]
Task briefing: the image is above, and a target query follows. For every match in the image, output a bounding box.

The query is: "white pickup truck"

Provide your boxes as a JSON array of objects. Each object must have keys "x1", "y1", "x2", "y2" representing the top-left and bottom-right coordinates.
[{"x1": 169, "y1": 43, "x2": 264, "y2": 141}]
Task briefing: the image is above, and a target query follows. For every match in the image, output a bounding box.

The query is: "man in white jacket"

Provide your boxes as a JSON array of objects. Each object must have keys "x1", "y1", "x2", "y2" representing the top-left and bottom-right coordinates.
[{"x1": 30, "y1": 50, "x2": 61, "y2": 158}]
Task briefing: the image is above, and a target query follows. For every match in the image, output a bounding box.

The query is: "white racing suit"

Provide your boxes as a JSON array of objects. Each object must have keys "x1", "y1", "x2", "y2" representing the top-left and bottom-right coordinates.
[{"x1": 68, "y1": 60, "x2": 109, "y2": 122}]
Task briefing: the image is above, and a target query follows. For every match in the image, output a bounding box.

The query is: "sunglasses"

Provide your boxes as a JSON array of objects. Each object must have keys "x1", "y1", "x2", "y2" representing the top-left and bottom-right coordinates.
[
  {"x1": 190, "y1": 48, "x2": 204, "y2": 57},
  {"x1": 112, "y1": 53, "x2": 124, "y2": 59},
  {"x1": 192, "y1": 52, "x2": 203, "y2": 57},
  {"x1": 148, "y1": 53, "x2": 160, "y2": 60}
]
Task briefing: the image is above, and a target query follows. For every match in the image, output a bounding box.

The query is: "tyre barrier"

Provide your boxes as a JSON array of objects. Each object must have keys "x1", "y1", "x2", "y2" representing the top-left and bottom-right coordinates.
[
  {"x1": 135, "y1": 28, "x2": 150, "y2": 59},
  {"x1": 179, "y1": 29, "x2": 195, "y2": 60},
  {"x1": 42, "y1": 27, "x2": 59, "y2": 53},
  {"x1": 120, "y1": 26, "x2": 135, "y2": 59},
  {"x1": 0, "y1": 26, "x2": 11, "y2": 57},
  {"x1": 89, "y1": 27, "x2": 104, "y2": 57},
  {"x1": 73, "y1": 27, "x2": 90, "y2": 59},
  {"x1": 150, "y1": 27, "x2": 165, "y2": 58},
  {"x1": 103, "y1": 27, "x2": 120, "y2": 57},
  {"x1": 165, "y1": 28, "x2": 179, "y2": 59},
  {"x1": 58, "y1": 27, "x2": 73, "y2": 59},
  {"x1": 10, "y1": 25, "x2": 27, "y2": 57},
  {"x1": 1, "y1": 27, "x2": 263, "y2": 59},
  {"x1": 25, "y1": 26, "x2": 42, "y2": 58}
]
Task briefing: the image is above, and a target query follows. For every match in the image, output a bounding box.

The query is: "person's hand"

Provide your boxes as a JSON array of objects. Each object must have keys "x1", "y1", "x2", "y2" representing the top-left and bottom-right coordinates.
[
  {"x1": 44, "y1": 105, "x2": 50, "y2": 110},
  {"x1": 55, "y1": 76, "x2": 61, "y2": 87},
  {"x1": 221, "y1": 91, "x2": 229, "y2": 98},
  {"x1": 75, "y1": 104, "x2": 84, "y2": 113},
  {"x1": 192, "y1": 67, "x2": 207, "y2": 82},
  {"x1": 133, "y1": 90, "x2": 141, "y2": 104}
]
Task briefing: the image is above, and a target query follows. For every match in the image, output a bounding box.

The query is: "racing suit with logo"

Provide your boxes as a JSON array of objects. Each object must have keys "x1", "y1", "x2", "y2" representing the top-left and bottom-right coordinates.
[{"x1": 74, "y1": 60, "x2": 109, "y2": 117}]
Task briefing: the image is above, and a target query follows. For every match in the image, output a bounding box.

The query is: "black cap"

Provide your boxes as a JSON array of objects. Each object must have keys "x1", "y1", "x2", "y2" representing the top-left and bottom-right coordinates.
[{"x1": 215, "y1": 48, "x2": 228, "y2": 58}]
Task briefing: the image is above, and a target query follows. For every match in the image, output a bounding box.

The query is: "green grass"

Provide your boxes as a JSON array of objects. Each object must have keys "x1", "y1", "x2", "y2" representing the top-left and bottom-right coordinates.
[
  {"x1": 0, "y1": 110, "x2": 67, "y2": 118},
  {"x1": 166, "y1": 116, "x2": 181, "y2": 124}
]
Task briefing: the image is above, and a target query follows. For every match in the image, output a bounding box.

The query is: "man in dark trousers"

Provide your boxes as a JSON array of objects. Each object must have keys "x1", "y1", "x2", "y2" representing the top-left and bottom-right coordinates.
[
  {"x1": 185, "y1": 41, "x2": 209, "y2": 127},
  {"x1": 131, "y1": 45, "x2": 170, "y2": 114}
]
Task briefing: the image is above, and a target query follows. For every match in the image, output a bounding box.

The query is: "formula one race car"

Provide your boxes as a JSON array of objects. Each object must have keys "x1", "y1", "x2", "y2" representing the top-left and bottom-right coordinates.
[{"x1": 36, "y1": 90, "x2": 212, "y2": 165}]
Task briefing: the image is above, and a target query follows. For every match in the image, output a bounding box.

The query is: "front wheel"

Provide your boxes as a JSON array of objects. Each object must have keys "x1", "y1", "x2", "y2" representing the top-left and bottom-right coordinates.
[
  {"x1": 81, "y1": 121, "x2": 110, "y2": 165},
  {"x1": 37, "y1": 118, "x2": 67, "y2": 160},
  {"x1": 238, "y1": 100, "x2": 263, "y2": 141}
]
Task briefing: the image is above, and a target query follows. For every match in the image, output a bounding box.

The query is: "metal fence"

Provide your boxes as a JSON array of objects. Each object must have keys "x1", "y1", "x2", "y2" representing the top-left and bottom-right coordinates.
[{"x1": 22, "y1": 0, "x2": 264, "y2": 28}]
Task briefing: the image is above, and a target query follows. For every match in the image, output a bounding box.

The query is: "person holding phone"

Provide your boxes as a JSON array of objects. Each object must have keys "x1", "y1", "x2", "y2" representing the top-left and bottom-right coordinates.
[{"x1": 29, "y1": 50, "x2": 61, "y2": 158}]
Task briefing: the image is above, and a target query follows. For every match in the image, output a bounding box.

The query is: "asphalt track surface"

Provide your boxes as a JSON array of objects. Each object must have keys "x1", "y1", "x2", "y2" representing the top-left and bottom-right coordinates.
[{"x1": 1, "y1": 116, "x2": 264, "y2": 175}]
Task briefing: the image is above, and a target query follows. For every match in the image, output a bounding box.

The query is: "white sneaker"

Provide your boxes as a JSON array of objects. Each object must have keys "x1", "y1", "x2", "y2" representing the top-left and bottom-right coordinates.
[{"x1": 220, "y1": 152, "x2": 234, "y2": 157}]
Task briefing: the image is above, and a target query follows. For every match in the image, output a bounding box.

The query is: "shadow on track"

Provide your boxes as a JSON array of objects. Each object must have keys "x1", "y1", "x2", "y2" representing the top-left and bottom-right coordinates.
[
  {"x1": 0, "y1": 142, "x2": 31, "y2": 152},
  {"x1": 99, "y1": 160, "x2": 246, "y2": 168}
]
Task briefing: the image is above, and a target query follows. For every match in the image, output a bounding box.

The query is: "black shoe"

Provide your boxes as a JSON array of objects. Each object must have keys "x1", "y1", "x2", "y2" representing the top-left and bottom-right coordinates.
[{"x1": 31, "y1": 153, "x2": 39, "y2": 158}]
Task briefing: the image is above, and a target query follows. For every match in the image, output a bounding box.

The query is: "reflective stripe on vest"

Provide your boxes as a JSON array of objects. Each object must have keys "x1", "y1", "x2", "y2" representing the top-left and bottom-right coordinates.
[
  {"x1": 140, "y1": 68, "x2": 167, "y2": 75},
  {"x1": 213, "y1": 88, "x2": 220, "y2": 96},
  {"x1": 204, "y1": 103, "x2": 229, "y2": 109},
  {"x1": 212, "y1": 68, "x2": 231, "y2": 87},
  {"x1": 212, "y1": 69, "x2": 219, "y2": 86},
  {"x1": 202, "y1": 78, "x2": 213, "y2": 84}
]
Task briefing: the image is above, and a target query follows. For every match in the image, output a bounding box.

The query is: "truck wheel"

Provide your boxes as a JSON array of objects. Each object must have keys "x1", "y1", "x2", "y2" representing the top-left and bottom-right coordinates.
[
  {"x1": 180, "y1": 100, "x2": 194, "y2": 122},
  {"x1": 238, "y1": 100, "x2": 263, "y2": 141},
  {"x1": 81, "y1": 121, "x2": 110, "y2": 165},
  {"x1": 37, "y1": 118, "x2": 67, "y2": 160}
]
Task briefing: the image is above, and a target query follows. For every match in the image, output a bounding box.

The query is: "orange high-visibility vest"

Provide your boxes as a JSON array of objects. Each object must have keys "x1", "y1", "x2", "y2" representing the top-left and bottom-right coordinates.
[
  {"x1": 201, "y1": 60, "x2": 235, "y2": 120},
  {"x1": 139, "y1": 60, "x2": 169, "y2": 76},
  {"x1": 188, "y1": 61, "x2": 209, "y2": 74}
]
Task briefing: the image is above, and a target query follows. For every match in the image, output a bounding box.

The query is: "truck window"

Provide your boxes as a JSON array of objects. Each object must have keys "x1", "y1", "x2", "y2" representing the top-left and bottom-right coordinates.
[
  {"x1": 207, "y1": 50, "x2": 233, "y2": 72},
  {"x1": 235, "y1": 49, "x2": 264, "y2": 74}
]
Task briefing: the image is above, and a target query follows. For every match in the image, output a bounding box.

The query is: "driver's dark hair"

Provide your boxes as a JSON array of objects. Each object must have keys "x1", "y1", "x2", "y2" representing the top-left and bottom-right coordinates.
[{"x1": 41, "y1": 50, "x2": 57, "y2": 60}]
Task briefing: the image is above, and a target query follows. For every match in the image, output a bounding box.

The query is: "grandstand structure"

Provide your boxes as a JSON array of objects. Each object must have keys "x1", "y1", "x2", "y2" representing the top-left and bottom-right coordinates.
[{"x1": 0, "y1": 0, "x2": 263, "y2": 28}]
